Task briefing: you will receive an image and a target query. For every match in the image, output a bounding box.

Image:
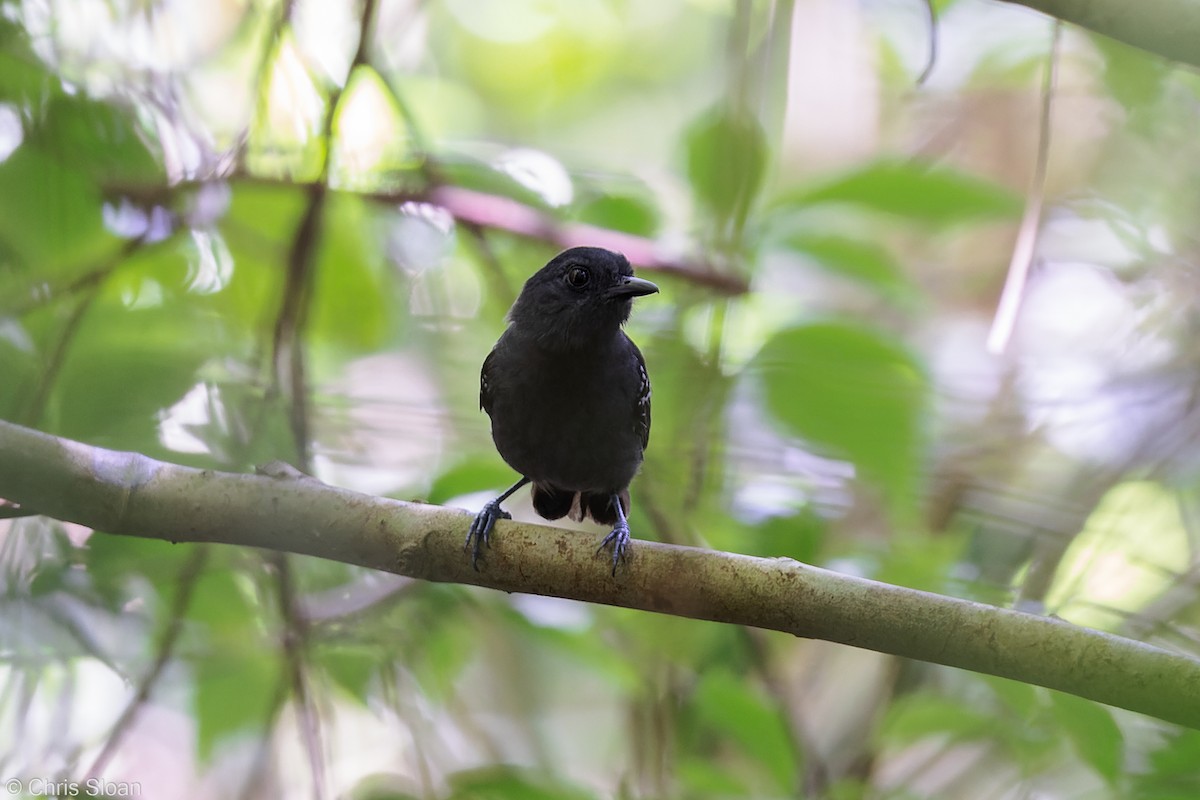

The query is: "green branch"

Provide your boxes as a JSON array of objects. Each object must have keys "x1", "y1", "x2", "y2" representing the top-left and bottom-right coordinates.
[
  {"x1": 1, "y1": 418, "x2": 1198, "y2": 727},
  {"x1": 1003, "y1": 0, "x2": 1200, "y2": 67}
]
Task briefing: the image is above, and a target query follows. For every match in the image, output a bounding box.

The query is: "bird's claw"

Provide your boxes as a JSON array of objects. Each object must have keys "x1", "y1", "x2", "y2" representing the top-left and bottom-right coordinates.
[
  {"x1": 465, "y1": 500, "x2": 511, "y2": 570},
  {"x1": 597, "y1": 522, "x2": 632, "y2": 576}
]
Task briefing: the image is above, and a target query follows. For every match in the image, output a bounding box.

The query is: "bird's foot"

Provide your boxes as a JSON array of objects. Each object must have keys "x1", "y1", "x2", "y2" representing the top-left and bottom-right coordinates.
[
  {"x1": 597, "y1": 521, "x2": 632, "y2": 576},
  {"x1": 465, "y1": 500, "x2": 511, "y2": 570}
]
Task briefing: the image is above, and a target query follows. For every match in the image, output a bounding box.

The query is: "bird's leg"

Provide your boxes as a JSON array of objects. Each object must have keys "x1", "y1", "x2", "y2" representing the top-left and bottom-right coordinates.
[
  {"x1": 466, "y1": 477, "x2": 530, "y2": 570},
  {"x1": 597, "y1": 494, "x2": 632, "y2": 575}
]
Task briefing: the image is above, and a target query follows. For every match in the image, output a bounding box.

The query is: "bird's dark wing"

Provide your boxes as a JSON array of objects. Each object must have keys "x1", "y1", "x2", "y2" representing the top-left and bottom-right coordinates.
[
  {"x1": 480, "y1": 348, "x2": 497, "y2": 415},
  {"x1": 631, "y1": 339, "x2": 651, "y2": 451}
]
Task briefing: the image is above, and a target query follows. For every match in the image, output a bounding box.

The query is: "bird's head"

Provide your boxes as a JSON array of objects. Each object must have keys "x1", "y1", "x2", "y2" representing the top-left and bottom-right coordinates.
[{"x1": 507, "y1": 247, "x2": 659, "y2": 351}]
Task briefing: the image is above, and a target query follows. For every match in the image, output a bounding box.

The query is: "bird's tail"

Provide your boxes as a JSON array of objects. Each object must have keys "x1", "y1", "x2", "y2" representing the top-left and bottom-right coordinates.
[{"x1": 531, "y1": 484, "x2": 629, "y2": 525}]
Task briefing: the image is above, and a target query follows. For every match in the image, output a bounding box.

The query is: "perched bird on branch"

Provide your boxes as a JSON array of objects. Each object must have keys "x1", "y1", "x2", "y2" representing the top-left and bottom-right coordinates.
[{"x1": 466, "y1": 247, "x2": 658, "y2": 573}]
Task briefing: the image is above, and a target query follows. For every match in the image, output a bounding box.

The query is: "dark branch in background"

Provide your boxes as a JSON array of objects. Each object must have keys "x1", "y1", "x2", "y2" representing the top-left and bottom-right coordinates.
[
  {"x1": 262, "y1": 2, "x2": 382, "y2": 797},
  {"x1": 427, "y1": 186, "x2": 749, "y2": 295},
  {"x1": 270, "y1": 186, "x2": 324, "y2": 467},
  {"x1": 102, "y1": 176, "x2": 748, "y2": 296},
  {"x1": 19, "y1": 289, "x2": 98, "y2": 426},
  {"x1": 2, "y1": 418, "x2": 1200, "y2": 730},
  {"x1": 1001, "y1": 0, "x2": 1200, "y2": 69}
]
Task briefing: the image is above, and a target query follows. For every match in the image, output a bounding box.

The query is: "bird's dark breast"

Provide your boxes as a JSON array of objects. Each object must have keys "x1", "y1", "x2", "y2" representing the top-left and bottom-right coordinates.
[{"x1": 486, "y1": 341, "x2": 644, "y2": 492}]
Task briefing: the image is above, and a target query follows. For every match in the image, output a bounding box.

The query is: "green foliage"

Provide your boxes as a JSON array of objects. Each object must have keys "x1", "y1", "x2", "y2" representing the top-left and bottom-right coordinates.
[
  {"x1": 758, "y1": 322, "x2": 928, "y2": 523},
  {"x1": 779, "y1": 233, "x2": 916, "y2": 302},
  {"x1": 782, "y1": 159, "x2": 1022, "y2": 225},
  {"x1": 692, "y1": 669, "x2": 798, "y2": 793},
  {"x1": 685, "y1": 106, "x2": 768, "y2": 232},
  {"x1": 1050, "y1": 693, "x2": 1123, "y2": 784},
  {"x1": 445, "y1": 766, "x2": 596, "y2": 800},
  {"x1": 3, "y1": 1, "x2": 1198, "y2": 798},
  {"x1": 0, "y1": 144, "x2": 111, "y2": 270},
  {"x1": 189, "y1": 567, "x2": 279, "y2": 756}
]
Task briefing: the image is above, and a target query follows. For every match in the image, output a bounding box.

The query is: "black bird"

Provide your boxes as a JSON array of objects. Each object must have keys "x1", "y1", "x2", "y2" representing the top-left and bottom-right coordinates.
[{"x1": 466, "y1": 247, "x2": 658, "y2": 573}]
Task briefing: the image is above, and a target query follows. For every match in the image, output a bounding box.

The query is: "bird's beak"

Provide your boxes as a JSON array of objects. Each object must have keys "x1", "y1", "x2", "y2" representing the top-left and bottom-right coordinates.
[{"x1": 607, "y1": 276, "x2": 659, "y2": 299}]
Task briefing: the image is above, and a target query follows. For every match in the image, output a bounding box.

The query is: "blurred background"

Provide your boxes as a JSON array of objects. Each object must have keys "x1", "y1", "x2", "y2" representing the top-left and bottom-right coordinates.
[{"x1": 3, "y1": 0, "x2": 1200, "y2": 797}]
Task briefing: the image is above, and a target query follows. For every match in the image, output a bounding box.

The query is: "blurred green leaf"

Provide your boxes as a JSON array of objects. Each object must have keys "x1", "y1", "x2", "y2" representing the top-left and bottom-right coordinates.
[
  {"x1": 693, "y1": 669, "x2": 797, "y2": 793},
  {"x1": 319, "y1": 643, "x2": 378, "y2": 699},
  {"x1": 781, "y1": 233, "x2": 916, "y2": 300},
  {"x1": 427, "y1": 458, "x2": 519, "y2": 505},
  {"x1": 757, "y1": 322, "x2": 928, "y2": 521},
  {"x1": 1092, "y1": 34, "x2": 1168, "y2": 112},
  {"x1": 195, "y1": 648, "x2": 278, "y2": 758},
  {"x1": 311, "y1": 194, "x2": 393, "y2": 353},
  {"x1": 1049, "y1": 693, "x2": 1123, "y2": 784},
  {"x1": 783, "y1": 159, "x2": 1021, "y2": 224},
  {"x1": 348, "y1": 774, "x2": 421, "y2": 800},
  {"x1": 744, "y1": 509, "x2": 828, "y2": 564},
  {"x1": 446, "y1": 766, "x2": 596, "y2": 800},
  {"x1": 685, "y1": 107, "x2": 767, "y2": 227},
  {"x1": 0, "y1": 18, "x2": 54, "y2": 101},
  {"x1": 50, "y1": 294, "x2": 213, "y2": 445},
  {"x1": 408, "y1": 603, "x2": 476, "y2": 700},
  {"x1": 36, "y1": 94, "x2": 162, "y2": 183},
  {"x1": 879, "y1": 693, "x2": 994, "y2": 743},
  {"x1": 437, "y1": 155, "x2": 556, "y2": 210},
  {"x1": 0, "y1": 318, "x2": 38, "y2": 418},
  {"x1": 981, "y1": 674, "x2": 1039, "y2": 720},
  {"x1": 190, "y1": 567, "x2": 277, "y2": 756},
  {"x1": 1133, "y1": 729, "x2": 1200, "y2": 798},
  {"x1": 86, "y1": 534, "x2": 193, "y2": 607},
  {"x1": 572, "y1": 192, "x2": 660, "y2": 237},
  {"x1": 0, "y1": 144, "x2": 112, "y2": 270},
  {"x1": 499, "y1": 607, "x2": 640, "y2": 691},
  {"x1": 677, "y1": 758, "x2": 748, "y2": 796}
]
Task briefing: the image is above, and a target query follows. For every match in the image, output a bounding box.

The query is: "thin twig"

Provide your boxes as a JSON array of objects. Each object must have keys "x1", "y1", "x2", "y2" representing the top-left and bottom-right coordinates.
[
  {"x1": 987, "y1": 21, "x2": 1062, "y2": 355},
  {"x1": 916, "y1": 0, "x2": 938, "y2": 85}
]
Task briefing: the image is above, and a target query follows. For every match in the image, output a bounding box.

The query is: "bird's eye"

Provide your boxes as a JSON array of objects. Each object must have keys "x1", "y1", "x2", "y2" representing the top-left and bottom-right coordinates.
[{"x1": 565, "y1": 266, "x2": 590, "y2": 288}]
